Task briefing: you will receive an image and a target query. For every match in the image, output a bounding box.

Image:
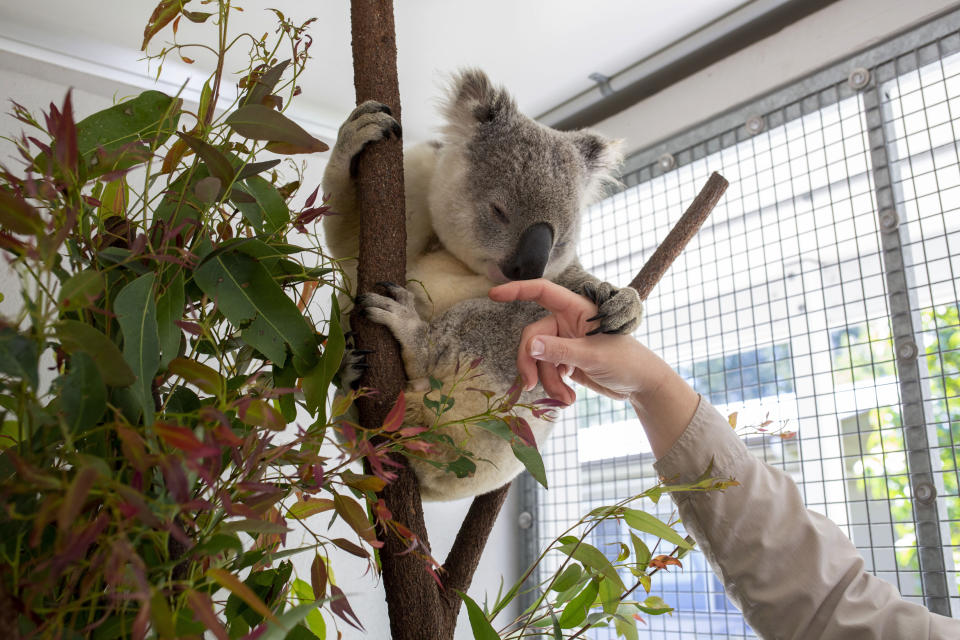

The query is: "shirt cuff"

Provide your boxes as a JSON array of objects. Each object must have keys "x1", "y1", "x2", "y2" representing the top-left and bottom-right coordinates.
[{"x1": 652, "y1": 396, "x2": 750, "y2": 488}]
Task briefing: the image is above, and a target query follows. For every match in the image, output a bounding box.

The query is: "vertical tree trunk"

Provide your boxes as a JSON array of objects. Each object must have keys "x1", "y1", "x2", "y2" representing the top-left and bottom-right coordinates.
[{"x1": 348, "y1": 1, "x2": 448, "y2": 637}]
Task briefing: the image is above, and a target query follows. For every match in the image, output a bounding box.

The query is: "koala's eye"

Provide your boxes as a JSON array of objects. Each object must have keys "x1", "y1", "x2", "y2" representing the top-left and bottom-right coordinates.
[{"x1": 490, "y1": 204, "x2": 510, "y2": 225}]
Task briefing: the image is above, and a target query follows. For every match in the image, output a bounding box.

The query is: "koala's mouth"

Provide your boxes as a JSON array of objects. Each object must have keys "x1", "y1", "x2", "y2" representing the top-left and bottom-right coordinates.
[{"x1": 485, "y1": 262, "x2": 511, "y2": 284}]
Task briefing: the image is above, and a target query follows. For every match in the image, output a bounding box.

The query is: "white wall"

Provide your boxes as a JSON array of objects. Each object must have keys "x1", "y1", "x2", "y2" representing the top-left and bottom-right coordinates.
[{"x1": 595, "y1": 0, "x2": 959, "y2": 156}]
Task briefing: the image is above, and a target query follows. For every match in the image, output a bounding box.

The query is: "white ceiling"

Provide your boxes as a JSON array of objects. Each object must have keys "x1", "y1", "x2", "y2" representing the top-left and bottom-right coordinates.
[{"x1": 0, "y1": 0, "x2": 748, "y2": 144}]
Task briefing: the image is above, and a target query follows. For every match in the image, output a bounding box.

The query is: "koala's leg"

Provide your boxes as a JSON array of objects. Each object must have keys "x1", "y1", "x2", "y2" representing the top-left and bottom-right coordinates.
[
  {"x1": 321, "y1": 101, "x2": 402, "y2": 261},
  {"x1": 356, "y1": 283, "x2": 437, "y2": 382},
  {"x1": 556, "y1": 260, "x2": 643, "y2": 335},
  {"x1": 358, "y1": 285, "x2": 549, "y2": 391}
]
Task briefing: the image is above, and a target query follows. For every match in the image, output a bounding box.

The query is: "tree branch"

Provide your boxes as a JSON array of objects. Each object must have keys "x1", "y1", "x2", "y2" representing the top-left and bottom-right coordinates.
[
  {"x1": 439, "y1": 483, "x2": 512, "y2": 613},
  {"x1": 629, "y1": 172, "x2": 728, "y2": 300},
  {"x1": 349, "y1": 1, "x2": 444, "y2": 638}
]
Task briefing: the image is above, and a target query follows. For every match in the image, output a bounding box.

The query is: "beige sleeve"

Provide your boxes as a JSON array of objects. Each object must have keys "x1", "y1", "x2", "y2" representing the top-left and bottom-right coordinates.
[{"x1": 652, "y1": 398, "x2": 960, "y2": 640}]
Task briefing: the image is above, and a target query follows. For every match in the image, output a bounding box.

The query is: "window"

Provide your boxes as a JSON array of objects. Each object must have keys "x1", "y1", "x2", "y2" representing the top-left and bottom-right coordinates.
[{"x1": 520, "y1": 13, "x2": 960, "y2": 638}]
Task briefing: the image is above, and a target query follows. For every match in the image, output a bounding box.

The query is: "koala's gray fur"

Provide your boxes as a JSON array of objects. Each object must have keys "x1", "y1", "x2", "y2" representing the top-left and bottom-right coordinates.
[{"x1": 321, "y1": 69, "x2": 642, "y2": 501}]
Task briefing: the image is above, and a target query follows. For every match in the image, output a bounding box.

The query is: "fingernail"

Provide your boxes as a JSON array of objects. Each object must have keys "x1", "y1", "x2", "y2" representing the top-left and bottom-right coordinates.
[{"x1": 530, "y1": 338, "x2": 545, "y2": 358}]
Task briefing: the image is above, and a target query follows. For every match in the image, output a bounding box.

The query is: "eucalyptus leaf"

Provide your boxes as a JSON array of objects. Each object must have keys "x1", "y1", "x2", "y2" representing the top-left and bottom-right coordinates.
[
  {"x1": 302, "y1": 294, "x2": 342, "y2": 424},
  {"x1": 58, "y1": 270, "x2": 104, "y2": 311},
  {"x1": 155, "y1": 271, "x2": 185, "y2": 369},
  {"x1": 76, "y1": 91, "x2": 181, "y2": 178},
  {"x1": 456, "y1": 591, "x2": 499, "y2": 640},
  {"x1": 0, "y1": 327, "x2": 38, "y2": 389},
  {"x1": 194, "y1": 250, "x2": 317, "y2": 371},
  {"x1": 114, "y1": 273, "x2": 160, "y2": 424},
  {"x1": 60, "y1": 352, "x2": 106, "y2": 435},
  {"x1": 622, "y1": 509, "x2": 692, "y2": 551},
  {"x1": 226, "y1": 105, "x2": 329, "y2": 154},
  {"x1": 56, "y1": 320, "x2": 135, "y2": 387}
]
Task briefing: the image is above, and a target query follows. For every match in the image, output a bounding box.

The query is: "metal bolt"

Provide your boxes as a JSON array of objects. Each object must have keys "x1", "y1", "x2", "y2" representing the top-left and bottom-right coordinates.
[
  {"x1": 657, "y1": 153, "x2": 676, "y2": 172},
  {"x1": 879, "y1": 209, "x2": 899, "y2": 232},
  {"x1": 914, "y1": 482, "x2": 936, "y2": 505},
  {"x1": 848, "y1": 67, "x2": 871, "y2": 90},
  {"x1": 518, "y1": 511, "x2": 533, "y2": 529},
  {"x1": 745, "y1": 115, "x2": 765, "y2": 135},
  {"x1": 896, "y1": 339, "x2": 918, "y2": 361}
]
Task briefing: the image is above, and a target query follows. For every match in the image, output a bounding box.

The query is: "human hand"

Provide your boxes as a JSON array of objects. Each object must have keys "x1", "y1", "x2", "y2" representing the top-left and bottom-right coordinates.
[{"x1": 488, "y1": 279, "x2": 666, "y2": 405}]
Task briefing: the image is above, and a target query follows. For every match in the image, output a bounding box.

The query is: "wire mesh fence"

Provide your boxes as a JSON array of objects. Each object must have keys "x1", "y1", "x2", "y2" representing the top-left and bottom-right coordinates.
[{"x1": 522, "y1": 10, "x2": 960, "y2": 638}]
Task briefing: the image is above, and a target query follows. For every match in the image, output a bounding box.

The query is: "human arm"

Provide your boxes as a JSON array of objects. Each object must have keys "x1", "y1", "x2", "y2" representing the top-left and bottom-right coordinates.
[{"x1": 490, "y1": 278, "x2": 960, "y2": 639}]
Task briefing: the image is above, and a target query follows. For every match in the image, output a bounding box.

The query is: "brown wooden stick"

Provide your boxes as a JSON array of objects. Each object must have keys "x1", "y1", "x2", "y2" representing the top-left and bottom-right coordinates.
[
  {"x1": 630, "y1": 172, "x2": 728, "y2": 299},
  {"x1": 349, "y1": 2, "x2": 445, "y2": 638}
]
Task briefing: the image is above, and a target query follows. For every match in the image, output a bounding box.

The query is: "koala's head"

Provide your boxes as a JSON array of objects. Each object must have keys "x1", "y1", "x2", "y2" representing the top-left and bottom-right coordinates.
[{"x1": 427, "y1": 69, "x2": 622, "y2": 282}]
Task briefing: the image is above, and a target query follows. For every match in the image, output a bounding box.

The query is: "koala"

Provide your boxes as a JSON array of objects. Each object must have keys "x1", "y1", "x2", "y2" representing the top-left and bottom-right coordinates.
[{"x1": 321, "y1": 69, "x2": 642, "y2": 501}]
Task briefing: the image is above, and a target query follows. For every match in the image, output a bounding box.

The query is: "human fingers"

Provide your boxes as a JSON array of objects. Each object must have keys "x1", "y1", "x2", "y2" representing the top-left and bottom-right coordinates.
[
  {"x1": 537, "y1": 359, "x2": 575, "y2": 405},
  {"x1": 517, "y1": 315, "x2": 559, "y2": 390},
  {"x1": 489, "y1": 279, "x2": 594, "y2": 316}
]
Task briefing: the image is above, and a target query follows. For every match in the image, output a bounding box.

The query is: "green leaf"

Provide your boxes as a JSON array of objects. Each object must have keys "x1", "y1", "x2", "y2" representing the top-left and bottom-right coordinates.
[
  {"x1": 242, "y1": 60, "x2": 290, "y2": 107},
  {"x1": 302, "y1": 295, "x2": 342, "y2": 424},
  {"x1": 257, "y1": 603, "x2": 324, "y2": 640},
  {"x1": 456, "y1": 591, "x2": 499, "y2": 640},
  {"x1": 168, "y1": 358, "x2": 223, "y2": 398},
  {"x1": 637, "y1": 595, "x2": 673, "y2": 615},
  {"x1": 512, "y1": 440, "x2": 547, "y2": 489},
  {"x1": 220, "y1": 519, "x2": 290, "y2": 535},
  {"x1": 598, "y1": 574, "x2": 620, "y2": 615},
  {"x1": 58, "y1": 270, "x2": 105, "y2": 311},
  {"x1": 629, "y1": 533, "x2": 651, "y2": 573},
  {"x1": 0, "y1": 188, "x2": 43, "y2": 235},
  {"x1": 622, "y1": 509, "x2": 692, "y2": 550},
  {"x1": 57, "y1": 320, "x2": 135, "y2": 387},
  {"x1": 0, "y1": 327, "x2": 38, "y2": 389},
  {"x1": 234, "y1": 176, "x2": 290, "y2": 234},
  {"x1": 474, "y1": 417, "x2": 547, "y2": 487},
  {"x1": 176, "y1": 132, "x2": 236, "y2": 187},
  {"x1": 207, "y1": 567, "x2": 278, "y2": 624},
  {"x1": 273, "y1": 361, "x2": 297, "y2": 422},
  {"x1": 226, "y1": 105, "x2": 329, "y2": 154},
  {"x1": 194, "y1": 250, "x2": 317, "y2": 370},
  {"x1": 613, "y1": 604, "x2": 640, "y2": 640},
  {"x1": 551, "y1": 563, "x2": 582, "y2": 592},
  {"x1": 76, "y1": 91, "x2": 181, "y2": 178},
  {"x1": 156, "y1": 271, "x2": 185, "y2": 369},
  {"x1": 557, "y1": 540, "x2": 624, "y2": 590},
  {"x1": 61, "y1": 351, "x2": 106, "y2": 435},
  {"x1": 114, "y1": 273, "x2": 160, "y2": 424},
  {"x1": 558, "y1": 577, "x2": 599, "y2": 629}
]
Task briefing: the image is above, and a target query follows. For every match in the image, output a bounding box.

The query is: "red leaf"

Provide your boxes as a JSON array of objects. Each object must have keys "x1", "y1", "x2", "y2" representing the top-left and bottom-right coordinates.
[
  {"x1": 169, "y1": 357, "x2": 223, "y2": 396},
  {"x1": 57, "y1": 466, "x2": 99, "y2": 532},
  {"x1": 156, "y1": 422, "x2": 219, "y2": 457},
  {"x1": 333, "y1": 493, "x2": 377, "y2": 544},
  {"x1": 331, "y1": 537, "x2": 369, "y2": 558},
  {"x1": 649, "y1": 555, "x2": 683, "y2": 571},
  {"x1": 382, "y1": 393, "x2": 405, "y2": 432},
  {"x1": 329, "y1": 585, "x2": 364, "y2": 630},
  {"x1": 506, "y1": 415, "x2": 537, "y2": 449},
  {"x1": 311, "y1": 553, "x2": 327, "y2": 600},
  {"x1": 185, "y1": 590, "x2": 228, "y2": 640}
]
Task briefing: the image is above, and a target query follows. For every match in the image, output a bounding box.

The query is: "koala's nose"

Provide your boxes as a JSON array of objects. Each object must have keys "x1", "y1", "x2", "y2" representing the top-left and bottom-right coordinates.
[{"x1": 501, "y1": 222, "x2": 554, "y2": 280}]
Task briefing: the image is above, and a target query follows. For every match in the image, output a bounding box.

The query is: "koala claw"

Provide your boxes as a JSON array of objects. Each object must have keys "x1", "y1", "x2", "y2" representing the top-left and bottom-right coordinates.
[
  {"x1": 340, "y1": 341, "x2": 372, "y2": 391},
  {"x1": 580, "y1": 281, "x2": 643, "y2": 335},
  {"x1": 335, "y1": 101, "x2": 402, "y2": 177}
]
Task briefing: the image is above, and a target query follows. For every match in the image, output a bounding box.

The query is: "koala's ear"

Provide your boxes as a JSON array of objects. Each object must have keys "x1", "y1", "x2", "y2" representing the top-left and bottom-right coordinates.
[
  {"x1": 569, "y1": 130, "x2": 624, "y2": 201},
  {"x1": 442, "y1": 68, "x2": 517, "y2": 139}
]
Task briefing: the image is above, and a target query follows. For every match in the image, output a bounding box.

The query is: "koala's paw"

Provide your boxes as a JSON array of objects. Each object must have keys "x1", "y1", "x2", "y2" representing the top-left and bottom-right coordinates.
[
  {"x1": 356, "y1": 282, "x2": 424, "y2": 348},
  {"x1": 338, "y1": 333, "x2": 372, "y2": 391},
  {"x1": 332, "y1": 101, "x2": 402, "y2": 177},
  {"x1": 581, "y1": 281, "x2": 643, "y2": 335}
]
